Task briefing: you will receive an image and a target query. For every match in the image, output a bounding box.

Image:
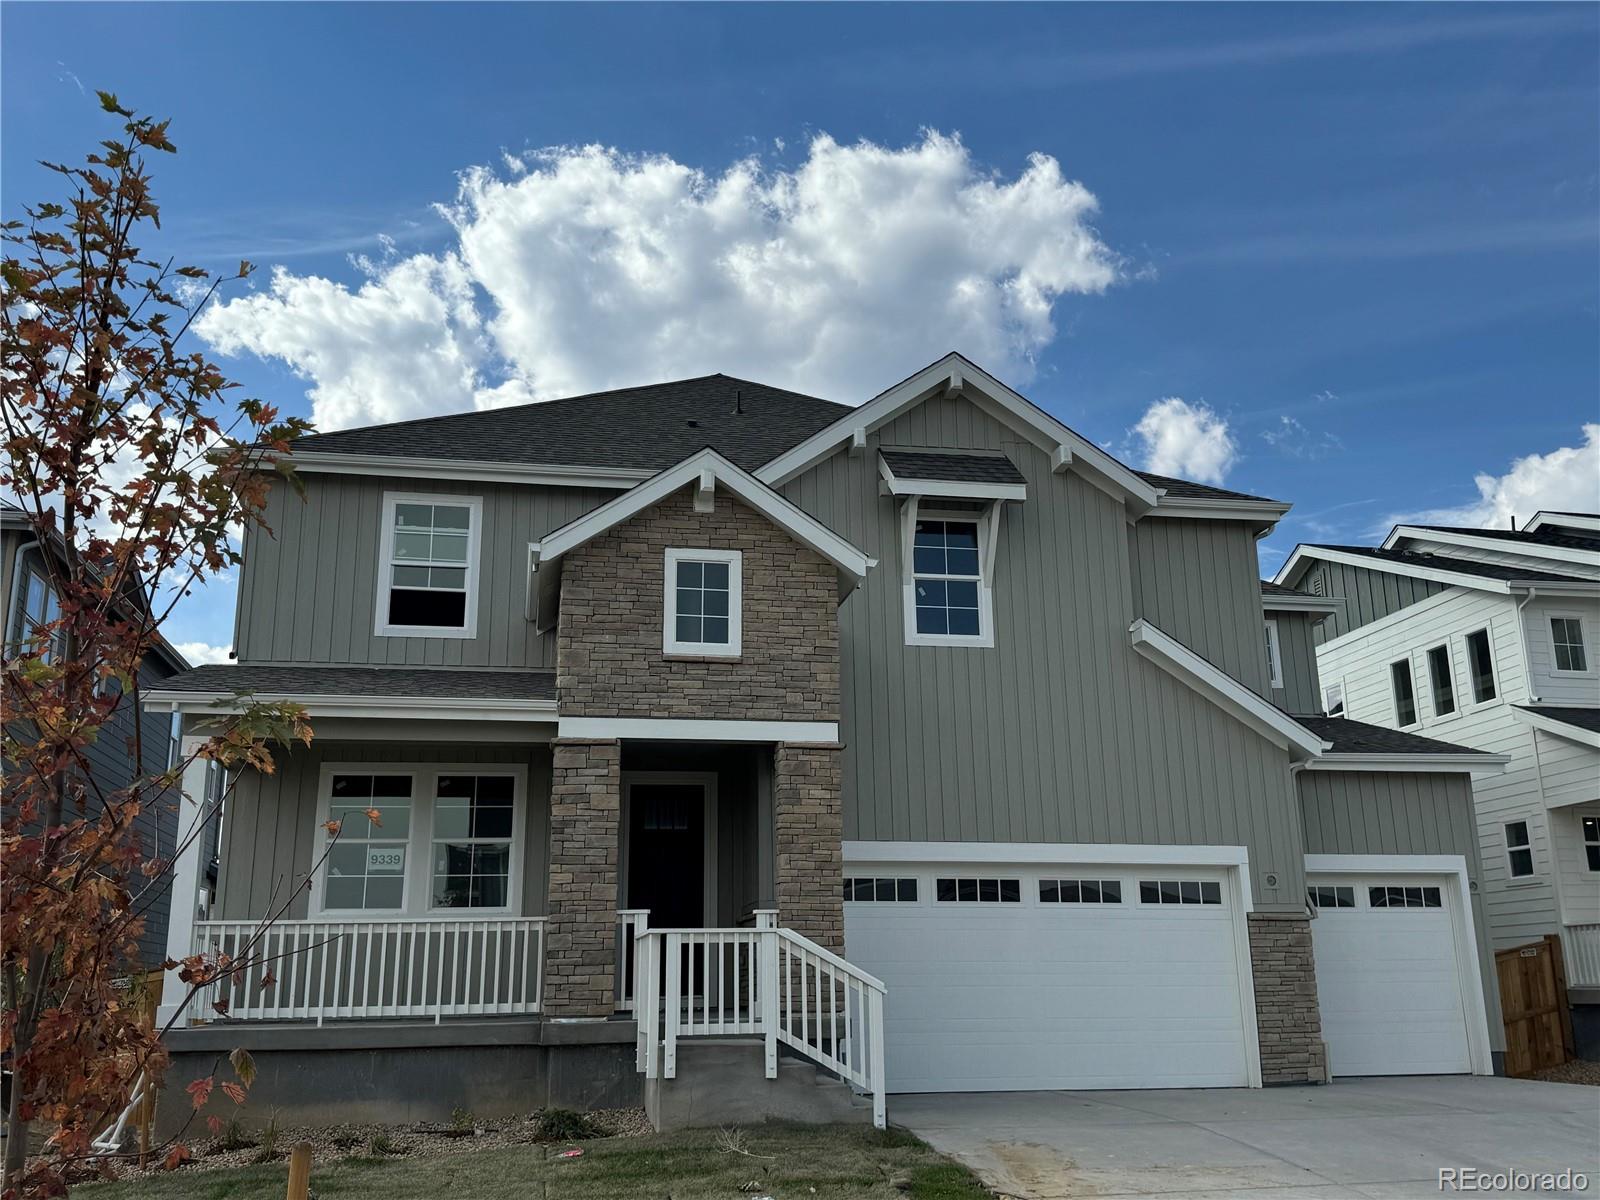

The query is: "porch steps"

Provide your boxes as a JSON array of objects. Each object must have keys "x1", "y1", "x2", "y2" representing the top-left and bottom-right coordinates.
[{"x1": 643, "y1": 1038, "x2": 872, "y2": 1131}]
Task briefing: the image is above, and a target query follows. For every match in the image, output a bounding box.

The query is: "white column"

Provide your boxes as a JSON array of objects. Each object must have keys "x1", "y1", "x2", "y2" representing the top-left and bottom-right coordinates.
[{"x1": 155, "y1": 733, "x2": 216, "y2": 1027}]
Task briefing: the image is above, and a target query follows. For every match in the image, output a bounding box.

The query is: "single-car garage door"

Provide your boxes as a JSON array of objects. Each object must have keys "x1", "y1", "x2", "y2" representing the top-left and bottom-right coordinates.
[
  {"x1": 1307, "y1": 873, "x2": 1473, "y2": 1077},
  {"x1": 843, "y1": 860, "x2": 1255, "y2": 1093}
]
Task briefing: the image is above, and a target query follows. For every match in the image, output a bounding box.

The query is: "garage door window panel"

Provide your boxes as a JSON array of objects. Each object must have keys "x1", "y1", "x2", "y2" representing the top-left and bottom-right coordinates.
[
  {"x1": 1368, "y1": 885, "x2": 1442, "y2": 909},
  {"x1": 1308, "y1": 885, "x2": 1355, "y2": 909},
  {"x1": 1139, "y1": 879, "x2": 1222, "y2": 905},
  {"x1": 844, "y1": 877, "x2": 918, "y2": 902},
  {"x1": 936, "y1": 876, "x2": 1020, "y2": 903},
  {"x1": 1039, "y1": 879, "x2": 1122, "y2": 904}
]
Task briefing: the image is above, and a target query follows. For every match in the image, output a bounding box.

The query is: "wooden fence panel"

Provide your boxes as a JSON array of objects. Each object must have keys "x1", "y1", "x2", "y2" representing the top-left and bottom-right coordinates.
[{"x1": 1495, "y1": 935, "x2": 1574, "y2": 1077}]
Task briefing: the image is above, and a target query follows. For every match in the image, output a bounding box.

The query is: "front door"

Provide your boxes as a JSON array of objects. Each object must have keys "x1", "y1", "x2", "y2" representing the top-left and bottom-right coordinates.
[{"x1": 626, "y1": 780, "x2": 707, "y2": 929}]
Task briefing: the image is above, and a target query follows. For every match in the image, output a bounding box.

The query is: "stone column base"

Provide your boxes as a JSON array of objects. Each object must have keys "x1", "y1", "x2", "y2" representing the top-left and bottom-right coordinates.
[
  {"x1": 544, "y1": 738, "x2": 621, "y2": 1019},
  {"x1": 1249, "y1": 912, "x2": 1329, "y2": 1085},
  {"x1": 774, "y1": 742, "x2": 844, "y2": 954}
]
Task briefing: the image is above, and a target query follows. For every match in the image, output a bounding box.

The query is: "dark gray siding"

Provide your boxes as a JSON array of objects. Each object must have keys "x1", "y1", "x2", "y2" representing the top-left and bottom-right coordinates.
[
  {"x1": 1270, "y1": 611, "x2": 1323, "y2": 714},
  {"x1": 216, "y1": 742, "x2": 550, "y2": 921},
  {"x1": 781, "y1": 391, "x2": 1308, "y2": 912},
  {"x1": 1298, "y1": 769, "x2": 1503, "y2": 1046},
  {"x1": 1308, "y1": 560, "x2": 1448, "y2": 643},
  {"x1": 236, "y1": 474, "x2": 613, "y2": 668},
  {"x1": 1129, "y1": 518, "x2": 1271, "y2": 694}
]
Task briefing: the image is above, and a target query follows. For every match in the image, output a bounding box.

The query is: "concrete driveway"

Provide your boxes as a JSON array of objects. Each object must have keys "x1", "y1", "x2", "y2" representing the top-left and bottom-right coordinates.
[{"x1": 892, "y1": 1077, "x2": 1599, "y2": 1198}]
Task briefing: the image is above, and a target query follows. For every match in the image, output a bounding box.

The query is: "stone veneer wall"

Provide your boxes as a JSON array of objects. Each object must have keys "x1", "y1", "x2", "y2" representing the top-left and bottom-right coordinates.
[
  {"x1": 544, "y1": 739, "x2": 621, "y2": 1018},
  {"x1": 557, "y1": 486, "x2": 839, "y2": 721},
  {"x1": 1248, "y1": 912, "x2": 1328, "y2": 1085},
  {"x1": 774, "y1": 743, "x2": 844, "y2": 954}
]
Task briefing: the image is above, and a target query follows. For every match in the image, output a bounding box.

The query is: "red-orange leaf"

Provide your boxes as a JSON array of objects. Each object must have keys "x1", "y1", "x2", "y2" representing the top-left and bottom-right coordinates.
[
  {"x1": 221, "y1": 1081, "x2": 247, "y2": 1105},
  {"x1": 186, "y1": 1077, "x2": 213, "y2": 1109}
]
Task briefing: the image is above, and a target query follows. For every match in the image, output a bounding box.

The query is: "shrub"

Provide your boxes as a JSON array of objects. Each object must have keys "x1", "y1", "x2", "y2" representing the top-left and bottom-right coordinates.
[{"x1": 532, "y1": 1108, "x2": 604, "y2": 1142}]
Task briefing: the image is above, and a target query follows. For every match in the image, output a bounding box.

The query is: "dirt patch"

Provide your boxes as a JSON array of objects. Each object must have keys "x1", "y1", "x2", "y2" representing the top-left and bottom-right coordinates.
[
  {"x1": 104, "y1": 1106, "x2": 650, "y2": 1181},
  {"x1": 1529, "y1": 1059, "x2": 1600, "y2": 1086}
]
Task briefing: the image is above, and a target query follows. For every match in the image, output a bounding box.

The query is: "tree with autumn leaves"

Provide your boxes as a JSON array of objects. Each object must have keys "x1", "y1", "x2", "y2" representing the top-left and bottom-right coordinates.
[{"x1": 1, "y1": 94, "x2": 333, "y2": 1195}]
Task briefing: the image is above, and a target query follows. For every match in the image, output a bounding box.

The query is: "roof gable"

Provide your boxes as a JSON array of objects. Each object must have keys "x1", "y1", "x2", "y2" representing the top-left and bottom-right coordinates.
[
  {"x1": 529, "y1": 447, "x2": 875, "y2": 630},
  {"x1": 1276, "y1": 544, "x2": 1596, "y2": 594},
  {"x1": 754, "y1": 352, "x2": 1162, "y2": 511}
]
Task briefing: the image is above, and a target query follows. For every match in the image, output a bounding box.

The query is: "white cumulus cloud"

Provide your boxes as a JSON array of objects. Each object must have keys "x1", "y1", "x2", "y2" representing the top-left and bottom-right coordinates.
[
  {"x1": 1389, "y1": 424, "x2": 1600, "y2": 530},
  {"x1": 196, "y1": 132, "x2": 1120, "y2": 430},
  {"x1": 1131, "y1": 397, "x2": 1238, "y2": 485},
  {"x1": 171, "y1": 641, "x2": 233, "y2": 665}
]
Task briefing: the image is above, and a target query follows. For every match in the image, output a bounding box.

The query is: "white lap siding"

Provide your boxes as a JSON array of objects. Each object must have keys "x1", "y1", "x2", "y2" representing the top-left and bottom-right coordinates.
[{"x1": 1314, "y1": 586, "x2": 1561, "y2": 950}]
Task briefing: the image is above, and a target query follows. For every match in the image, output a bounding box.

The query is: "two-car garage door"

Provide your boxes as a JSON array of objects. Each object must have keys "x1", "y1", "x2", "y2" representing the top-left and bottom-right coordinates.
[{"x1": 843, "y1": 859, "x2": 1255, "y2": 1093}]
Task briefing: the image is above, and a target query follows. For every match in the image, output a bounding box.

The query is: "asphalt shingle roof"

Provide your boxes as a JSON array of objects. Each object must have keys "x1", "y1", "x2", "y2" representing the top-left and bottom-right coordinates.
[
  {"x1": 1307, "y1": 546, "x2": 1591, "y2": 585},
  {"x1": 153, "y1": 664, "x2": 555, "y2": 701},
  {"x1": 879, "y1": 449, "x2": 1027, "y2": 485},
  {"x1": 1515, "y1": 706, "x2": 1600, "y2": 735},
  {"x1": 1293, "y1": 715, "x2": 1490, "y2": 756},
  {"x1": 1135, "y1": 472, "x2": 1282, "y2": 505},
  {"x1": 290, "y1": 374, "x2": 851, "y2": 474},
  {"x1": 1404, "y1": 523, "x2": 1600, "y2": 553}
]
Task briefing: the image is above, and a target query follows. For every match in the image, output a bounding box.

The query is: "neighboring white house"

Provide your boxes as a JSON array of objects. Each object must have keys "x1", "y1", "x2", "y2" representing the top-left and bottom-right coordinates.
[{"x1": 1276, "y1": 512, "x2": 1600, "y2": 1052}]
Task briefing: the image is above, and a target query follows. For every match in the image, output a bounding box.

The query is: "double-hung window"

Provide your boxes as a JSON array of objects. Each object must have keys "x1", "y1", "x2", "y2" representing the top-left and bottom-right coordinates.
[
  {"x1": 376, "y1": 493, "x2": 481, "y2": 638},
  {"x1": 1584, "y1": 816, "x2": 1599, "y2": 873},
  {"x1": 663, "y1": 548, "x2": 742, "y2": 657},
  {"x1": 1504, "y1": 820, "x2": 1533, "y2": 879},
  {"x1": 1426, "y1": 644, "x2": 1456, "y2": 717},
  {"x1": 908, "y1": 516, "x2": 988, "y2": 645},
  {"x1": 1390, "y1": 658, "x2": 1418, "y2": 726},
  {"x1": 1465, "y1": 628, "x2": 1497, "y2": 703},
  {"x1": 8, "y1": 551, "x2": 63, "y2": 663},
  {"x1": 1264, "y1": 620, "x2": 1283, "y2": 689},
  {"x1": 1551, "y1": 616, "x2": 1588, "y2": 673}
]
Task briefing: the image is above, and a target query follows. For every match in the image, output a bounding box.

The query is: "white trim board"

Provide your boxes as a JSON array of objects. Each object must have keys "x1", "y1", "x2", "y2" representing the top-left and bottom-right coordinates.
[
  {"x1": 1303, "y1": 752, "x2": 1509, "y2": 775},
  {"x1": 1303, "y1": 852, "x2": 1495, "y2": 1077},
  {"x1": 144, "y1": 690, "x2": 557, "y2": 723},
  {"x1": 287, "y1": 449, "x2": 649, "y2": 490},
  {"x1": 1512, "y1": 706, "x2": 1600, "y2": 750},
  {"x1": 755, "y1": 352, "x2": 1161, "y2": 511},
  {"x1": 558, "y1": 717, "x2": 838, "y2": 743},
  {"x1": 1129, "y1": 618, "x2": 1329, "y2": 760}
]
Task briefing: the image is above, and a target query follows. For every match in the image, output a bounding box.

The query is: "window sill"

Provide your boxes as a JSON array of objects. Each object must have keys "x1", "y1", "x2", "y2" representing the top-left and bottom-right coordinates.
[
  {"x1": 376, "y1": 625, "x2": 476, "y2": 640},
  {"x1": 905, "y1": 634, "x2": 995, "y2": 649},
  {"x1": 662, "y1": 652, "x2": 743, "y2": 663}
]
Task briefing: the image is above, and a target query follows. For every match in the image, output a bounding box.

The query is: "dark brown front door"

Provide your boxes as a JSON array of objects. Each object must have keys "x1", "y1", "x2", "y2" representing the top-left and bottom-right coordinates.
[{"x1": 626, "y1": 782, "x2": 705, "y2": 929}]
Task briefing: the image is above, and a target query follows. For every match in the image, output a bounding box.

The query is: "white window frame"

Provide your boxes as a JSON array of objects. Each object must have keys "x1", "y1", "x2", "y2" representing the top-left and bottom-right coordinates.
[
  {"x1": 663, "y1": 547, "x2": 742, "y2": 658},
  {"x1": 1583, "y1": 815, "x2": 1600, "y2": 874},
  {"x1": 310, "y1": 763, "x2": 526, "y2": 918},
  {"x1": 1322, "y1": 678, "x2": 1345, "y2": 717},
  {"x1": 374, "y1": 492, "x2": 483, "y2": 640},
  {"x1": 1425, "y1": 642, "x2": 1457, "y2": 720},
  {"x1": 902, "y1": 500, "x2": 998, "y2": 649},
  {"x1": 1390, "y1": 657, "x2": 1419, "y2": 728},
  {"x1": 1462, "y1": 627, "x2": 1499, "y2": 708},
  {"x1": 1264, "y1": 620, "x2": 1283, "y2": 689},
  {"x1": 1548, "y1": 612, "x2": 1590, "y2": 675},
  {"x1": 1503, "y1": 820, "x2": 1534, "y2": 880}
]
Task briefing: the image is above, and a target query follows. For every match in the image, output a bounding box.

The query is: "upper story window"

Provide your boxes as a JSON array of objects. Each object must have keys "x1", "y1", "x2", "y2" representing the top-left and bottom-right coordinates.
[
  {"x1": 376, "y1": 493, "x2": 481, "y2": 638},
  {"x1": 1550, "y1": 616, "x2": 1588, "y2": 673},
  {"x1": 1264, "y1": 620, "x2": 1283, "y2": 689},
  {"x1": 663, "y1": 548, "x2": 742, "y2": 657},
  {"x1": 1465, "y1": 628, "x2": 1497, "y2": 703},
  {"x1": 10, "y1": 552, "x2": 63, "y2": 663},
  {"x1": 1426, "y1": 644, "x2": 1456, "y2": 717},
  {"x1": 1322, "y1": 680, "x2": 1345, "y2": 716},
  {"x1": 907, "y1": 515, "x2": 993, "y2": 647},
  {"x1": 1504, "y1": 820, "x2": 1533, "y2": 879},
  {"x1": 1583, "y1": 817, "x2": 1599, "y2": 872},
  {"x1": 1390, "y1": 658, "x2": 1418, "y2": 727}
]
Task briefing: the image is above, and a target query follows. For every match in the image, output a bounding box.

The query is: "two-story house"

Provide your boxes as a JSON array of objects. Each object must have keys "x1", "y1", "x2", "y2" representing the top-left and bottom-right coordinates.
[
  {"x1": 1275, "y1": 515, "x2": 1600, "y2": 1057},
  {"x1": 2, "y1": 502, "x2": 190, "y2": 971},
  {"x1": 145, "y1": 354, "x2": 1509, "y2": 1133}
]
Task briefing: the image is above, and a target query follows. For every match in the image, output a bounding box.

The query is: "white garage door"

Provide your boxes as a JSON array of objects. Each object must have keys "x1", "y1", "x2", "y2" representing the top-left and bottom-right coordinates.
[
  {"x1": 843, "y1": 862, "x2": 1254, "y2": 1093},
  {"x1": 1307, "y1": 874, "x2": 1473, "y2": 1077}
]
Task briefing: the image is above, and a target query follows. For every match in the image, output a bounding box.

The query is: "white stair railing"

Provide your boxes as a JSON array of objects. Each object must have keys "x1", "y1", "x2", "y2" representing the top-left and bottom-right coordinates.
[{"x1": 633, "y1": 911, "x2": 887, "y2": 1129}]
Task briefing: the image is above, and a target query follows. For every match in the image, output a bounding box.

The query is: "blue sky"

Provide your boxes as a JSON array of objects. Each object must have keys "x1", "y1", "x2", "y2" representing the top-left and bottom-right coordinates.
[{"x1": 5, "y1": 3, "x2": 1597, "y2": 660}]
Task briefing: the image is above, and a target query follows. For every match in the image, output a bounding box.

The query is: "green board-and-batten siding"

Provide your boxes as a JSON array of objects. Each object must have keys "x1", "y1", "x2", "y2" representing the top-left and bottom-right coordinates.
[{"x1": 780, "y1": 391, "x2": 1308, "y2": 912}]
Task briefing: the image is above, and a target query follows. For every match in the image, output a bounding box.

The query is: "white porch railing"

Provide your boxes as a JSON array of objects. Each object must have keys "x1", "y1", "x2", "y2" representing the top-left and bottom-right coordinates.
[
  {"x1": 614, "y1": 910, "x2": 651, "y2": 1012},
  {"x1": 634, "y1": 911, "x2": 887, "y2": 1128},
  {"x1": 189, "y1": 917, "x2": 546, "y2": 1024},
  {"x1": 1563, "y1": 923, "x2": 1600, "y2": 988}
]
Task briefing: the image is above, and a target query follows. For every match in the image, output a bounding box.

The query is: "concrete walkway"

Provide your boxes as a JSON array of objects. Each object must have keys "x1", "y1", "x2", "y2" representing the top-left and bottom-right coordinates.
[{"x1": 891, "y1": 1076, "x2": 1599, "y2": 1198}]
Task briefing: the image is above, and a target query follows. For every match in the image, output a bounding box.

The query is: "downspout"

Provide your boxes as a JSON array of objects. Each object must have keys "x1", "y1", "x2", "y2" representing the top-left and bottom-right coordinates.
[{"x1": 1515, "y1": 587, "x2": 1539, "y2": 703}]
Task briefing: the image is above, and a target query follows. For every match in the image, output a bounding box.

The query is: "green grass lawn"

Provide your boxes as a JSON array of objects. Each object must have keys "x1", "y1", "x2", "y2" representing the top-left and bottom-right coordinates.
[{"x1": 80, "y1": 1124, "x2": 990, "y2": 1200}]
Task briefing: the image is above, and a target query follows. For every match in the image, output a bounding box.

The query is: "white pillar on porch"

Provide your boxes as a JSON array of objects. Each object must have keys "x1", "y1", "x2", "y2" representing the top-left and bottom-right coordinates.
[{"x1": 155, "y1": 733, "x2": 217, "y2": 1027}]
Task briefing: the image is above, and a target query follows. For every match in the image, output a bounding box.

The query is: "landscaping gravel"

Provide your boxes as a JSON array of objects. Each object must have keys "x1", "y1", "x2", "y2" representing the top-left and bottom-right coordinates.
[{"x1": 1530, "y1": 1059, "x2": 1600, "y2": 1086}]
